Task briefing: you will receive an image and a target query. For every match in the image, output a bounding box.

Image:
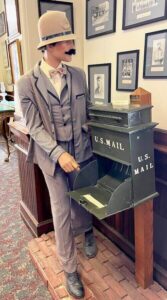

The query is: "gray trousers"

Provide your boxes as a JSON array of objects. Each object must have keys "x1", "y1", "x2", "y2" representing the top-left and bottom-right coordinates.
[{"x1": 43, "y1": 142, "x2": 93, "y2": 273}]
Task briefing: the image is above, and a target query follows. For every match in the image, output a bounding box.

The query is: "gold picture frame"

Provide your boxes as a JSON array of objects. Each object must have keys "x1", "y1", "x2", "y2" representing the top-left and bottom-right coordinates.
[
  {"x1": 8, "y1": 40, "x2": 23, "y2": 83},
  {"x1": 0, "y1": 12, "x2": 6, "y2": 37}
]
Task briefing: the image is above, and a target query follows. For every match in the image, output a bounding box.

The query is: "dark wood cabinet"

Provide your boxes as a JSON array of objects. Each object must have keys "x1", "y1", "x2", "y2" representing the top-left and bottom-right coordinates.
[{"x1": 10, "y1": 122, "x2": 53, "y2": 237}]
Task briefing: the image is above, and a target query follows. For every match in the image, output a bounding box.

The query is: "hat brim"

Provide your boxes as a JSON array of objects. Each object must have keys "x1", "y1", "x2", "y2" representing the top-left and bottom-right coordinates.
[{"x1": 37, "y1": 33, "x2": 76, "y2": 50}]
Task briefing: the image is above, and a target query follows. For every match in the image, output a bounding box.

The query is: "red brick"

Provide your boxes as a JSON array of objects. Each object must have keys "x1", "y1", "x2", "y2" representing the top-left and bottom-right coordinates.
[
  {"x1": 104, "y1": 261, "x2": 125, "y2": 282},
  {"x1": 50, "y1": 244, "x2": 57, "y2": 255},
  {"x1": 48, "y1": 284, "x2": 59, "y2": 300},
  {"x1": 46, "y1": 239, "x2": 54, "y2": 247},
  {"x1": 119, "y1": 266, "x2": 138, "y2": 288},
  {"x1": 38, "y1": 240, "x2": 53, "y2": 257},
  {"x1": 88, "y1": 270, "x2": 109, "y2": 291},
  {"x1": 78, "y1": 250, "x2": 93, "y2": 272},
  {"x1": 123, "y1": 296, "x2": 134, "y2": 300},
  {"x1": 103, "y1": 239, "x2": 121, "y2": 256},
  {"x1": 96, "y1": 240, "x2": 107, "y2": 252},
  {"x1": 89, "y1": 283, "x2": 109, "y2": 300},
  {"x1": 84, "y1": 286, "x2": 94, "y2": 299},
  {"x1": 150, "y1": 282, "x2": 163, "y2": 293},
  {"x1": 35, "y1": 251, "x2": 48, "y2": 269},
  {"x1": 36, "y1": 260, "x2": 48, "y2": 286},
  {"x1": 56, "y1": 286, "x2": 68, "y2": 298},
  {"x1": 138, "y1": 286, "x2": 162, "y2": 300},
  {"x1": 45, "y1": 267, "x2": 61, "y2": 289},
  {"x1": 57, "y1": 271, "x2": 65, "y2": 284},
  {"x1": 121, "y1": 280, "x2": 147, "y2": 300},
  {"x1": 96, "y1": 250, "x2": 108, "y2": 264},
  {"x1": 47, "y1": 255, "x2": 63, "y2": 274},
  {"x1": 103, "y1": 249, "x2": 113, "y2": 259},
  {"x1": 107, "y1": 252, "x2": 124, "y2": 268},
  {"x1": 79, "y1": 267, "x2": 95, "y2": 285},
  {"x1": 158, "y1": 289, "x2": 167, "y2": 299},
  {"x1": 47, "y1": 231, "x2": 55, "y2": 239},
  {"x1": 89, "y1": 258, "x2": 109, "y2": 277},
  {"x1": 41, "y1": 233, "x2": 50, "y2": 241},
  {"x1": 35, "y1": 237, "x2": 43, "y2": 243},
  {"x1": 104, "y1": 288, "x2": 121, "y2": 300},
  {"x1": 28, "y1": 239, "x2": 40, "y2": 253},
  {"x1": 119, "y1": 252, "x2": 135, "y2": 273},
  {"x1": 104, "y1": 274, "x2": 127, "y2": 298}
]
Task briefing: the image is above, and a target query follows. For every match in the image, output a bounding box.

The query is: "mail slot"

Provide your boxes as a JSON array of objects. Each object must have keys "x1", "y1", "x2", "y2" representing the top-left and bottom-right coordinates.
[{"x1": 68, "y1": 104, "x2": 158, "y2": 220}]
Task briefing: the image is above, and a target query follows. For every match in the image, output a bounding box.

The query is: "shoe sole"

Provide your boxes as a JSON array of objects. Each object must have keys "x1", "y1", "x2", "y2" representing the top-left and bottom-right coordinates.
[
  {"x1": 85, "y1": 247, "x2": 98, "y2": 259},
  {"x1": 66, "y1": 285, "x2": 85, "y2": 299}
]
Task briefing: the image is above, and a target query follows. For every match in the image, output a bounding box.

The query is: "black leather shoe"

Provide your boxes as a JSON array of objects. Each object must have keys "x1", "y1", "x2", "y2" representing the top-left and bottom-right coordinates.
[
  {"x1": 65, "y1": 271, "x2": 85, "y2": 299},
  {"x1": 84, "y1": 229, "x2": 98, "y2": 258}
]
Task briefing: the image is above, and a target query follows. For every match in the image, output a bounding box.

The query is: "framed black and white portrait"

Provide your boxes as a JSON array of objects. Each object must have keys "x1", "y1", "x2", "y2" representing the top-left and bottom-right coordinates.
[
  {"x1": 38, "y1": 0, "x2": 74, "y2": 32},
  {"x1": 88, "y1": 63, "x2": 111, "y2": 104},
  {"x1": 143, "y1": 29, "x2": 167, "y2": 78},
  {"x1": 86, "y1": 0, "x2": 116, "y2": 39},
  {"x1": 122, "y1": 0, "x2": 167, "y2": 30},
  {"x1": 116, "y1": 50, "x2": 139, "y2": 91}
]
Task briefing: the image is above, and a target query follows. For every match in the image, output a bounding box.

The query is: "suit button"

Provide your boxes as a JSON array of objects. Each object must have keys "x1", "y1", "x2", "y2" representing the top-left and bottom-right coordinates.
[{"x1": 63, "y1": 123, "x2": 66, "y2": 126}]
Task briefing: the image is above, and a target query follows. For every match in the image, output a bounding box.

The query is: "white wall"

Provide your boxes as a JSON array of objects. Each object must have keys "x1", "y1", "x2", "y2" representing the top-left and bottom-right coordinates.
[
  {"x1": 1, "y1": 0, "x2": 167, "y2": 129},
  {"x1": 83, "y1": 1, "x2": 167, "y2": 129},
  {"x1": 18, "y1": 0, "x2": 84, "y2": 73}
]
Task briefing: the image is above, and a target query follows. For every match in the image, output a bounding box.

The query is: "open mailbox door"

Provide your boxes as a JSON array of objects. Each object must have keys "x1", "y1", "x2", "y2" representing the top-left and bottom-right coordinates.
[{"x1": 68, "y1": 104, "x2": 158, "y2": 220}]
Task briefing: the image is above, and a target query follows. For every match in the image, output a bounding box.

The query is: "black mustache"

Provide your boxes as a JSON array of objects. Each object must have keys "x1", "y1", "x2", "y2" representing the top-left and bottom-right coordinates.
[{"x1": 65, "y1": 49, "x2": 76, "y2": 55}]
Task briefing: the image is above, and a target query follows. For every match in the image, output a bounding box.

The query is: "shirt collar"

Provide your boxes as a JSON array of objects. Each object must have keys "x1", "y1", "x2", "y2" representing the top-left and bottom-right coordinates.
[{"x1": 40, "y1": 59, "x2": 64, "y2": 79}]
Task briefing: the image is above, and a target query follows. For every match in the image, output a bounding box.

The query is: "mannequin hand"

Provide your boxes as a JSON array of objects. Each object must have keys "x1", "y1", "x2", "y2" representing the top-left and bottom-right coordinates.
[{"x1": 58, "y1": 152, "x2": 80, "y2": 173}]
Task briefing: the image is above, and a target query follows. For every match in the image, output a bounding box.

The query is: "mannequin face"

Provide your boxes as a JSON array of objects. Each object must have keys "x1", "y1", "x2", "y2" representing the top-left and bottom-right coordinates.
[{"x1": 44, "y1": 40, "x2": 75, "y2": 67}]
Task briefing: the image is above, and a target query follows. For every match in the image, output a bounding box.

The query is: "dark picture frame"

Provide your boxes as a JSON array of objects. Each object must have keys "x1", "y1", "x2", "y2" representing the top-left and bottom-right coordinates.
[
  {"x1": 88, "y1": 63, "x2": 111, "y2": 104},
  {"x1": 0, "y1": 12, "x2": 6, "y2": 37},
  {"x1": 8, "y1": 40, "x2": 23, "y2": 83},
  {"x1": 122, "y1": 0, "x2": 167, "y2": 30},
  {"x1": 38, "y1": 0, "x2": 74, "y2": 32},
  {"x1": 116, "y1": 50, "x2": 139, "y2": 91},
  {"x1": 4, "y1": 0, "x2": 21, "y2": 40},
  {"x1": 143, "y1": 29, "x2": 167, "y2": 79},
  {"x1": 86, "y1": 0, "x2": 116, "y2": 39}
]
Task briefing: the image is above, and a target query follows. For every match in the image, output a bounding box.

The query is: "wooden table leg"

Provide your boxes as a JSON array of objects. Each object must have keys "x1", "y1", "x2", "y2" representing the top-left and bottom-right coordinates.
[
  {"x1": 134, "y1": 199, "x2": 153, "y2": 288},
  {"x1": 2, "y1": 118, "x2": 10, "y2": 162}
]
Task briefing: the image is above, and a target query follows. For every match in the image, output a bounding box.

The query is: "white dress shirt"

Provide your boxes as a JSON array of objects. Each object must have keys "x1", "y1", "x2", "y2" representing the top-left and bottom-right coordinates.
[{"x1": 40, "y1": 59, "x2": 63, "y2": 98}]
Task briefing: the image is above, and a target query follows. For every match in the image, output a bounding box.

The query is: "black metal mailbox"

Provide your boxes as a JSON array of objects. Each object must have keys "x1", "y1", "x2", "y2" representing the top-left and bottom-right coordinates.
[{"x1": 68, "y1": 104, "x2": 158, "y2": 220}]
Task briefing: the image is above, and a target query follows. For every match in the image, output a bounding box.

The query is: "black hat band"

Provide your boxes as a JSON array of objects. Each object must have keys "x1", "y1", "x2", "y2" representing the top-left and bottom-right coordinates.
[{"x1": 42, "y1": 30, "x2": 72, "y2": 41}]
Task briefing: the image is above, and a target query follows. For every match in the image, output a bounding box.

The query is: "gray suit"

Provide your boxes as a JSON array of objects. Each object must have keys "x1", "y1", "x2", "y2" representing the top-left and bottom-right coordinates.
[{"x1": 16, "y1": 62, "x2": 93, "y2": 272}]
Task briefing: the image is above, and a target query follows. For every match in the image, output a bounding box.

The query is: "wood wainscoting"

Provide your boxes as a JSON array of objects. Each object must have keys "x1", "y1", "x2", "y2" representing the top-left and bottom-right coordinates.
[
  {"x1": 94, "y1": 128, "x2": 167, "y2": 289},
  {"x1": 10, "y1": 122, "x2": 53, "y2": 237}
]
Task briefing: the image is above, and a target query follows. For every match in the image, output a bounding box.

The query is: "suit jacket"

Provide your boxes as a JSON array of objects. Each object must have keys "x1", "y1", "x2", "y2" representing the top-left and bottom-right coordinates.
[{"x1": 16, "y1": 62, "x2": 92, "y2": 176}]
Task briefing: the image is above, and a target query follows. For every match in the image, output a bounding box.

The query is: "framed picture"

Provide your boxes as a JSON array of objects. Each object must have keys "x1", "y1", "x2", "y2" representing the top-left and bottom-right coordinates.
[
  {"x1": 38, "y1": 0, "x2": 74, "y2": 32},
  {"x1": 116, "y1": 50, "x2": 139, "y2": 91},
  {"x1": 1, "y1": 40, "x2": 9, "y2": 68},
  {"x1": 86, "y1": 0, "x2": 116, "y2": 39},
  {"x1": 4, "y1": 0, "x2": 21, "y2": 40},
  {"x1": 122, "y1": 0, "x2": 167, "y2": 30},
  {"x1": 88, "y1": 63, "x2": 111, "y2": 104},
  {"x1": 143, "y1": 29, "x2": 167, "y2": 78},
  {"x1": 0, "y1": 12, "x2": 6, "y2": 37},
  {"x1": 8, "y1": 40, "x2": 23, "y2": 83}
]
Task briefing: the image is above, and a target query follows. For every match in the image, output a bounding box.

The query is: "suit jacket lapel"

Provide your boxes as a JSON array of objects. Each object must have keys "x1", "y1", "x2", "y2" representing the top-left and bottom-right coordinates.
[{"x1": 66, "y1": 66, "x2": 72, "y2": 101}]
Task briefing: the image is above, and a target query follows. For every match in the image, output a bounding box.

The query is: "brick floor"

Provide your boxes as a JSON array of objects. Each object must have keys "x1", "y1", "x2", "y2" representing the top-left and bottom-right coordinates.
[{"x1": 28, "y1": 229, "x2": 167, "y2": 300}]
